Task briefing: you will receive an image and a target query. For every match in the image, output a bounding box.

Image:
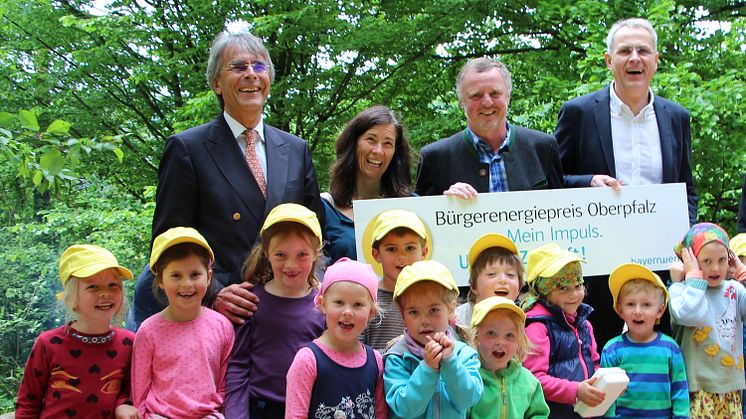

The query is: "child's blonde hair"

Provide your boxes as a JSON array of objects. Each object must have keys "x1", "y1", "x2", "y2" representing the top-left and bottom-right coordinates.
[
  {"x1": 474, "y1": 308, "x2": 533, "y2": 362},
  {"x1": 467, "y1": 247, "x2": 525, "y2": 303},
  {"x1": 618, "y1": 278, "x2": 666, "y2": 307},
  {"x1": 59, "y1": 273, "x2": 128, "y2": 326},
  {"x1": 242, "y1": 221, "x2": 323, "y2": 287}
]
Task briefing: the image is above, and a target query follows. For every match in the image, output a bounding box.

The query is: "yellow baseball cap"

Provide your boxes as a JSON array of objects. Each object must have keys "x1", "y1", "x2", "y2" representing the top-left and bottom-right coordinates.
[
  {"x1": 731, "y1": 233, "x2": 746, "y2": 257},
  {"x1": 468, "y1": 233, "x2": 518, "y2": 266},
  {"x1": 261, "y1": 203, "x2": 322, "y2": 243},
  {"x1": 393, "y1": 260, "x2": 459, "y2": 300},
  {"x1": 59, "y1": 244, "x2": 133, "y2": 287},
  {"x1": 371, "y1": 209, "x2": 428, "y2": 243},
  {"x1": 609, "y1": 263, "x2": 668, "y2": 314},
  {"x1": 150, "y1": 227, "x2": 214, "y2": 271},
  {"x1": 526, "y1": 243, "x2": 586, "y2": 285},
  {"x1": 471, "y1": 295, "x2": 525, "y2": 327}
]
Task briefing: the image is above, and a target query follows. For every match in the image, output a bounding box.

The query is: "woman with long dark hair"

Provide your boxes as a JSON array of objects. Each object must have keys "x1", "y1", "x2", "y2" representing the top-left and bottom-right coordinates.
[{"x1": 322, "y1": 105, "x2": 414, "y2": 263}]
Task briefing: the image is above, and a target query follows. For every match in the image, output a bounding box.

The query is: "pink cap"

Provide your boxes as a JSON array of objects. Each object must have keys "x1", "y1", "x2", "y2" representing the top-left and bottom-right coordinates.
[{"x1": 316, "y1": 257, "x2": 378, "y2": 305}]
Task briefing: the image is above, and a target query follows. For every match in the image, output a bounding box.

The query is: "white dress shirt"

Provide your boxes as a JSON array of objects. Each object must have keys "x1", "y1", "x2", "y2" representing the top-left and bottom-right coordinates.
[{"x1": 609, "y1": 83, "x2": 663, "y2": 186}]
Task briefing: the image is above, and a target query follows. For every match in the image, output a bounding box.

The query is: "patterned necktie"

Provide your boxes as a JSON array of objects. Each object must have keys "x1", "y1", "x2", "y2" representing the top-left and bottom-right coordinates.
[{"x1": 244, "y1": 129, "x2": 267, "y2": 198}]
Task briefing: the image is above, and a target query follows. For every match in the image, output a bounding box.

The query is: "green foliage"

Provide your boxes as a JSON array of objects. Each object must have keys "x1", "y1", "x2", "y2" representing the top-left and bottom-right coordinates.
[
  {"x1": 0, "y1": 0, "x2": 745, "y2": 411},
  {"x1": 0, "y1": 109, "x2": 127, "y2": 225},
  {"x1": 4, "y1": 110, "x2": 124, "y2": 182}
]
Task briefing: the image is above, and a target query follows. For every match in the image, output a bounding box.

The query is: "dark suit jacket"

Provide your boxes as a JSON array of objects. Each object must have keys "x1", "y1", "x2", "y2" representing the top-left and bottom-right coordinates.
[
  {"x1": 151, "y1": 114, "x2": 323, "y2": 288},
  {"x1": 555, "y1": 86, "x2": 697, "y2": 224},
  {"x1": 415, "y1": 124, "x2": 564, "y2": 195}
]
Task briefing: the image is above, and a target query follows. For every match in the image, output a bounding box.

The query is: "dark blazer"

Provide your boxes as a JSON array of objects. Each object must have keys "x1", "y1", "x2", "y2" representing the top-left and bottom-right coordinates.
[
  {"x1": 555, "y1": 86, "x2": 697, "y2": 224},
  {"x1": 415, "y1": 124, "x2": 564, "y2": 195},
  {"x1": 151, "y1": 114, "x2": 323, "y2": 288}
]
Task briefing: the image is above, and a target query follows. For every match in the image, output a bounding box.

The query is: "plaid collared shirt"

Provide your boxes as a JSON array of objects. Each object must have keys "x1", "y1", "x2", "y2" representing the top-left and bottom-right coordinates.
[{"x1": 468, "y1": 125, "x2": 511, "y2": 192}]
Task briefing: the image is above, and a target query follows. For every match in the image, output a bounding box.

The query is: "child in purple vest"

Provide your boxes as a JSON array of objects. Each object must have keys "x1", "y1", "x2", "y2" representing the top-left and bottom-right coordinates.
[{"x1": 286, "y1": 258, "x2": 387, "y2": 418}]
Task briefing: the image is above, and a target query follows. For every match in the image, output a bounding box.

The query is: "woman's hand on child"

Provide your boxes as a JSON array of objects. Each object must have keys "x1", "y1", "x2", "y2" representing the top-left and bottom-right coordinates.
[
  {"x1": 114, "y1": 404, "x2": 141, "y2": 419},
  {"x1": 680, "y1": 247, "x2": 700, "y2": 275},
  {"x1": 214, "y1": 282, "x2": 259, "y2": 325},
  {"x1": 669, "y1": 261, "x2": 685, "y2": 283},
  {"x1": 424, "y1": 336, "x2": 444, "y2": 370},
  {"x1": 577, "y1": 376, "x2": 606, "y2": 407}
]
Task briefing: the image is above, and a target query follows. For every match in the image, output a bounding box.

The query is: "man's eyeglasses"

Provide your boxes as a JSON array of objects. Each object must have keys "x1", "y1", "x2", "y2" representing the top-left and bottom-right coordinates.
[{"x1": 226, "y1": 62, "x2": 268, "y2": 74}]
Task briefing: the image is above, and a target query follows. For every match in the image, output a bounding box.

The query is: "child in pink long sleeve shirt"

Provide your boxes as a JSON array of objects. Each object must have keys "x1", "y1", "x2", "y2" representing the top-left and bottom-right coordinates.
[
  {"x1": 285, "y1": 258, "x2": 387, "y2": 418},
  {"x1": 521, "y1": 243, "x2": 604, "y2": 419},
  {"x1": 132, "y1": 228, "x2": 234, "y2": 418}
]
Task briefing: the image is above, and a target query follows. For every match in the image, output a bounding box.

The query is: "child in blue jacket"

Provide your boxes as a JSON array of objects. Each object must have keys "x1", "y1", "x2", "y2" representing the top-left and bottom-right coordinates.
[{"x1": 384, "y1": 260, "x2": 483, "y2": 418}]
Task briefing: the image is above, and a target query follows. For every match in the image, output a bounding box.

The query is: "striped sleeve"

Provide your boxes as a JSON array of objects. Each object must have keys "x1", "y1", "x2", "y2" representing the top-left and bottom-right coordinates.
[{"x1": 667, "y1": 337, "x2": 690, "y2": 419}]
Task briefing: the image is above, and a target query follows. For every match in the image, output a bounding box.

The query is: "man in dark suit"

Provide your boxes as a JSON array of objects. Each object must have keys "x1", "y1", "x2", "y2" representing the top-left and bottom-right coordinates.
[
  {"x1": 416, "y1": 57, "x2": 563, "y2": 199},
  {"x1": 554, "y1": 18, "x2": 697, "y2": 348},
  {"x1": 131, "y1": 22, "x2": 322, "y2": 327}
]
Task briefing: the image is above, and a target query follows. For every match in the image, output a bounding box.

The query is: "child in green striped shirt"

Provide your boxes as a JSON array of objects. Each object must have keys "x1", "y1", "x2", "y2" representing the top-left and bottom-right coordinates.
[{"x1": 601, "y1": 263, "x2": 689, "y2": 418}]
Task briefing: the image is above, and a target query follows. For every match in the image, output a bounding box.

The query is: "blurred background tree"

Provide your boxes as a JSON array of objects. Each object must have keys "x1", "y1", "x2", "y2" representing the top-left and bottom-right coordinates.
[{"x1": 0, "y1": 0, "x2": 743, "y2": 409}]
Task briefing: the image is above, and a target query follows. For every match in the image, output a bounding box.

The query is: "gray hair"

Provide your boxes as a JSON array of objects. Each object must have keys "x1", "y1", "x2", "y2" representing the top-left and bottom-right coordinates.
[
  {"x1": 455, "y1": 57, "x2": 512, "y2": 104},
  {"x1": 606, "y1": 18, "x2": 658, "y2": 53},
  {"x1": 206, "y1": 21, "x2": 275, "y2": 108}
]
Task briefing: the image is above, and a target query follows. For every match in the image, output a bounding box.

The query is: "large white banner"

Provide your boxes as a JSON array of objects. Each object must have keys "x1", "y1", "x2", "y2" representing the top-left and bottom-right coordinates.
[{"x1": 353, "y1": 184, "x2": 690, "y2": 286}]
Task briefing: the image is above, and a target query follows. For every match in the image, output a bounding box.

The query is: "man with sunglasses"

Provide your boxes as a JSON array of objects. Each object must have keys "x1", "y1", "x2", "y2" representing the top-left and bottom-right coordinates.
[{"x1": 131, "y1": 22, "x2": 323, "y2": 328}]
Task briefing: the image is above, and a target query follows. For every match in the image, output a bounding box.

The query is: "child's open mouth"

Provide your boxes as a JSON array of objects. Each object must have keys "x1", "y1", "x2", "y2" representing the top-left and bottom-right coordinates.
[{"x1": 339, "y1": 321, "x2": 355, "y2": 331}]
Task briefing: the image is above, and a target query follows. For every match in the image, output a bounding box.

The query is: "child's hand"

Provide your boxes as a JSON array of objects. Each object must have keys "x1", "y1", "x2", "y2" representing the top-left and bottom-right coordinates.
[
  {"x1": 114, "y1": 404, "x2": 141, "y2": 419},
  {"x1": 681, "y1": 247, "x2": 700, "y2": 274},
  {"x1": 577, "y1": 376, "x2": 606, "y2": 407},
  {"x1": 729, "y1": 249, "x2": 745, "y2": 271},
  {"x1": 669, "y1": 261, "x2": 685, "y2": 283},
  {"x1": 424, "y1": 335, "x2": 444, "y2": 371},
  {"x1": 433, "y1": 331, "x2": 455, "y2": 360}
]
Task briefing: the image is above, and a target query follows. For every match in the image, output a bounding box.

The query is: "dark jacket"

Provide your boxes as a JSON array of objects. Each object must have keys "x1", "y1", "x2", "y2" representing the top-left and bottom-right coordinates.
[
  {"x1": 555, "y1": 86, "x2": 697, "y2": 225},
  {"x1": 415, "y1": 124, "x2": 564, "y2": 196},
  {"x1": 526, "y1": 301, "x2": 596, "y2": 419}
]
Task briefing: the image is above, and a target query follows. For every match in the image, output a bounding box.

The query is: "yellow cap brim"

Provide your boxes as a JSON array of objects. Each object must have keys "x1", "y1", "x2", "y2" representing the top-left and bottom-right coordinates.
[
  {"x1": 471, "y1": 296, "x2": 525, "y2": 327},
  {"x1": 468, "y1": 233, "x2": 518, "y2": 267},
  {"x1": 609, "y1": 263, "x2": 668, "y2": 314},
  {"x1": 394, "y1": 261, "x2": 458, "y2": 300}
]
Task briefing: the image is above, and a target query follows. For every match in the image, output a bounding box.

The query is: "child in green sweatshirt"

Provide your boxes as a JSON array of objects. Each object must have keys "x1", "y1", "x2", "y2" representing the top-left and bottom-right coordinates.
[{"x1": 469, "y1": 296, "x2": 549, "y2": 418}]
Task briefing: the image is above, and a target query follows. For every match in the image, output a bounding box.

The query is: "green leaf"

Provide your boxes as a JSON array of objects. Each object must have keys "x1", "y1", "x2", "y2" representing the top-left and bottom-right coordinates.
[
  {"x1": 0, "y1": 127, "x2": 11, "y2": 144},
  {"x1": 113, "y1": 147, "x2": 124, "y2": 162},
  {"x1": 0, "y1": 112, "x2": 15, "y2": 127},
  {"x1": 39, "y1": 149, "x2": 65, "y2": 175},
  {"x1": 58, "y1": 169, "x2": 78, "y2": 180},
  {"x1": 18, "y1": 110, "x2": 39, "y2": 131},
  {"x1": 46, "y1": 119, "x2": 71, "y2": 135},
  {"x1": 32, "y1": 170, "x2": 42, "y2": 186}
]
